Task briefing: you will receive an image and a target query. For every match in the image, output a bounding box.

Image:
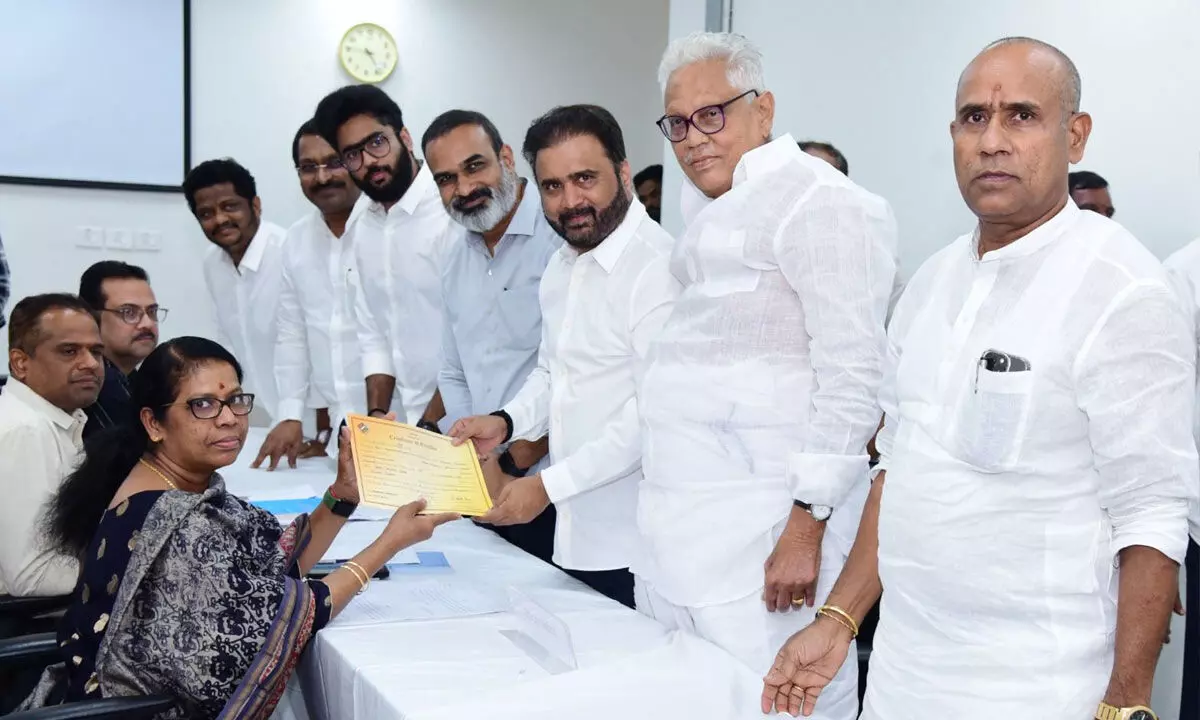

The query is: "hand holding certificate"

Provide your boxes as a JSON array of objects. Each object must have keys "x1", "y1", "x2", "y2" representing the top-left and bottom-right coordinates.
[{"x1": 347, "y1": 414, "x2": 494, "y2": 516}]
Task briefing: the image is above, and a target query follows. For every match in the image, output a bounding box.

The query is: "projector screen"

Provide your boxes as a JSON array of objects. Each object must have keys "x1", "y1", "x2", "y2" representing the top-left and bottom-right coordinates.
[{"x1": 0, "y1": 0, "x2": 189, "y2": 191}]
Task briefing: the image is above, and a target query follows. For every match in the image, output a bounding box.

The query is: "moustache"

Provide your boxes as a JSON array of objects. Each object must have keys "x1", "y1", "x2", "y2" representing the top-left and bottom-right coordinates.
[
  {"x1": 213, "y1": 222, "x2": 238, "y2": 235},
  {"x1": 452, "y1": 187, "x2": 493, "y2": 213},
  {"x1": 313, "y1": 180, "x2": 347, "y2": 193},
  {"x1": 135, "y1": 332, "x2": 156, "y2": 342},
  {"x1": 559, "y1": 208, "x2": 597, "y2": 225}
]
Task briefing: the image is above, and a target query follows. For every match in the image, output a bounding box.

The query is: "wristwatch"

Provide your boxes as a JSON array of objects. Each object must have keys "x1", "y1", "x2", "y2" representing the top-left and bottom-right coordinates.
[
  {"x1": 793, "y1": 499, "x2": 832, "y2": 522},
  {"x1": 497, "y1": 449, "x2": 529, "y2": 477},
  {"x1": 322, "y1": 488, "x2": 357, "y2": 519},
  {"x1": 416, "y1": 419, "x2": 441, "y2": 434},
  {"x1": 1095, "y1": 704, "x2": 1157, "y2": 720}
]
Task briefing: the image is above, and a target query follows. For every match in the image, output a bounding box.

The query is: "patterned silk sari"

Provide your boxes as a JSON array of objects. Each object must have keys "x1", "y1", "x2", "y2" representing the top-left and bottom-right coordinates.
[{"x1": 23, "y1": 475, "x2": 329, "y2": 719}]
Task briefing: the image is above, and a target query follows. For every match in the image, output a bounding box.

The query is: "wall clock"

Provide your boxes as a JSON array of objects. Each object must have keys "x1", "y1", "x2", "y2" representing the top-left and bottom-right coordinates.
[{"x1": 339, "y1": 23, "x2": 398, "y2": 84}]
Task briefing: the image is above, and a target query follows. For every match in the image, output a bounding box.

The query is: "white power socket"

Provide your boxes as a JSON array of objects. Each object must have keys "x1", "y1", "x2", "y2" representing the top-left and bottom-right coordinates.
[
  {"x1": 105, "y1": 228, "x2": 134, "y2": 250},
  {"x1": 76, "y1": 226, "x2": 104, "y2": 248},
  {"x1": 132, "y1": 230, "x2": 162, "y2": 252}
]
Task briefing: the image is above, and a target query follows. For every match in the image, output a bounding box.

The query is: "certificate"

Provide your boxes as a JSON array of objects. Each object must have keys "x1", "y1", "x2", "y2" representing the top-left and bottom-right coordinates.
[{"x1": 347, "y1": 414, "x2": 493, "y2": 516}]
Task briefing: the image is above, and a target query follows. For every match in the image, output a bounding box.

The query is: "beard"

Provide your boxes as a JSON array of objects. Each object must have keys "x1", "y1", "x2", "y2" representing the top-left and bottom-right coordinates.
[
  {"x1": 357, "y1": 140, "x2": 416, "y2": 204},
  {"x1": 447, "y1": 167, "x2": 520, "y2": 234},
  {"x1": 547, "y1": 186, "x2": 632, "y2": 252}
]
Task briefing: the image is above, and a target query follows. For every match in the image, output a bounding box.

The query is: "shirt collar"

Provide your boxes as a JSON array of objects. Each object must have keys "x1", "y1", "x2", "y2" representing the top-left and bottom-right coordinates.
[
  {"x1": 368, "y1": 162, "x2": 437, "y2": 218},
  {"x1": 679, "y1": 134, "x2": 798, "y2": 227},
  {"x1": 731, "y1": 133, "x2": 798, "y2": 187},
  {"x1": 586, "y1": 199, "x2": 648, "y2": 274},
  {"x1": 237, "y1": 221, "x2": 273, "y2": 272},
  {"x1": 4, "y1": 378, "x2": 87, "y2": 431},
  {"x1": 972, "y1": 199, "x2": 1080, "y2": 263}
]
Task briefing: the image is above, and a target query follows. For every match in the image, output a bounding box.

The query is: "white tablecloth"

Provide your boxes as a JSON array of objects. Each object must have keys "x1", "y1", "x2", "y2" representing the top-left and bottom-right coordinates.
[{"x1": 222, "y1": 429, "x2": 763, "y2": 720}]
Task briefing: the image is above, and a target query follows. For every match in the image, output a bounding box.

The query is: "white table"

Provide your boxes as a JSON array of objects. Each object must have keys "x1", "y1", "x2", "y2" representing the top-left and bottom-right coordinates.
[{"x1": 223, "y1": 430, "x2": 763, "y2": 720}]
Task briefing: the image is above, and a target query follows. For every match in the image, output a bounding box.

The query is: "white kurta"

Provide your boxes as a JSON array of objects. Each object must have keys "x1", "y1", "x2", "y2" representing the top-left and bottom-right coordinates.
[
  {"x1": 869, "y1": 201, "x2": 1198, "y2": 718},
  {"x1": 274, "y1": 209, "x2": 364, "y2": 428},
  {"x1": 1164, "y1": 237, "x2": 1200, "y2": 543},
  {"x1": 636, "y1": 135, "x2": 898, "y2": 607}
]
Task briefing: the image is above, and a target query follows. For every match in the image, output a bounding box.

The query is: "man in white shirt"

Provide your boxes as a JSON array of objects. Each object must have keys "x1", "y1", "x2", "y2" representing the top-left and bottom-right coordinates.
[
  {"x1": 0, "y1": 294, "x2": 104, "y2": 596},
  {"x1": 764, "y1": 37, "x2": 1197, "y2": 720},
  {"x1": 313, "y1": 85, "x2": 458, "y2": 427},
  {"x1": 448, "y1": 105, "x2": 682, "y2": 606},
  {"x1": 253, "y1": 120, "x2": 363, "y2": 469},
  {"x1": 634, "y1": 32, "x2": 896, "y2": 712},
  {"x1": 422, "y1": 109, "x2": 560, "y2": 563},
  {"x1": 185, "y1": 159, "x2": 288, "y2": 425}
]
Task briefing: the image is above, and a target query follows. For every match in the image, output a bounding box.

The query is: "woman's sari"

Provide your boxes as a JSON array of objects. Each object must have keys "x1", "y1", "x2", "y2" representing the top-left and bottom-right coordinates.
[{"x1": 22, "y1": 475, "x2": 330, "y2": 719}]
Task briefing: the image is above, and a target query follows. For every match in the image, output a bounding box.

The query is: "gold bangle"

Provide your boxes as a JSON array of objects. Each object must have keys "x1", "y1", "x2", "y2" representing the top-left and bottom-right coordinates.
[
  {"x1": 341, "y1": 561, "x2": 370, "y2": 594},
  {"x1": 817, "y1": 605, "x2": 859, "y2": 638}
]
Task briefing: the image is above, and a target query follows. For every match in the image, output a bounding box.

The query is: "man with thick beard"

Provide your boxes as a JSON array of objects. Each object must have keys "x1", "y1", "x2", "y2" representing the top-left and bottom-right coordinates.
[
  {"x1": 422, "y1": 109, "x2": 561, "y2": 564},
  {"x1": 448, "y1": 105, "x2": 682, "y2": 607},
  {"x1": 313, "y1": 85, "x2": 457, "y2": 428}
]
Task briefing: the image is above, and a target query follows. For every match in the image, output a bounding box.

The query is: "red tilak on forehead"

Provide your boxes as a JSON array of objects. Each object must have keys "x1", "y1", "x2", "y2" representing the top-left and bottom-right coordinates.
[{"x1": 218, "y1": 382, "x2": 227, "y2": 391}]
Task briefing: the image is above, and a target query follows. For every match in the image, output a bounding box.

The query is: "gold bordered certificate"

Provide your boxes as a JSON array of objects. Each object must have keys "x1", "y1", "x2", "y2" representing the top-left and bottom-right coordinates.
[{"x1": 347, "y1": 414, "x2": 493, "y2": 516}]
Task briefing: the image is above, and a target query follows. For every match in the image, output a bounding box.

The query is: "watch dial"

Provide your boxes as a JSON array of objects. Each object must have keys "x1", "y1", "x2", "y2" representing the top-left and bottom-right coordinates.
[
  {"x1": 1128, "y1": 712, "x2": 1154, "y2": 720},
  {"x1": 340, "y1": 24, "x2": 397, "y2": 83}
]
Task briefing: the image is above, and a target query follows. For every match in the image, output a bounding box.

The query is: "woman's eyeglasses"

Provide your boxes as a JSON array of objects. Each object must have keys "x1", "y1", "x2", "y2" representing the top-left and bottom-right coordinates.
[
  {"x1": 341, "y1": 133, "x2": 391, "y2": 172},
  {"x1": 656, "y1": 89, "x2": 760, "y2": 143},
  {"x1": 166, "y1": 393, "x2": 255, "y2": 420}
]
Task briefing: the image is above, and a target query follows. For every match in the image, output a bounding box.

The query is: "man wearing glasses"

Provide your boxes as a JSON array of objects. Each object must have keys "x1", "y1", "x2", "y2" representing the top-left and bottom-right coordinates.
[
  {"x1": 78, "y1": 261, "x2": 165, "y2": 437},
  {"x1": 253, "y1": 120, "x2": 363, "y2": 470},
  {"x1": 632, "y1": 32, "x2": 896, "y2": 711},
  {"x1": 313, "y1": 85, "x2": 459, "y2": 428}
]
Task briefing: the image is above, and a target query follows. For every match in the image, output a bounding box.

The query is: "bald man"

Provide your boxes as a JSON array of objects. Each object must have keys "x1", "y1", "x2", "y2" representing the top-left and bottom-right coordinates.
[{"x1": 762, "y1": 37, "x2": 1196, "y2": 720}]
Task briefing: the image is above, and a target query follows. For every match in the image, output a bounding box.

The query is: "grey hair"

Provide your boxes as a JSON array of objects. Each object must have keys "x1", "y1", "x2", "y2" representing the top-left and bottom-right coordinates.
[
  {"x1": 972, "y1": 36, "x2": 1082, "y2": 115},
  {"x1": 658, "y1": 31, "x2": 765, "y2": 91}
]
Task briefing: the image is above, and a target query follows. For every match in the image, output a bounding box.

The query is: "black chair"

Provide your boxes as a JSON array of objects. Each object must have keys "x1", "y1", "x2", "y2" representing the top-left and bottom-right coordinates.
[
  {"x1": 0, "y1": 594, "x2": 72, "y2": 639},
  {"x1": 0, "y1": 633, "x2": 175, "y2": 719}
]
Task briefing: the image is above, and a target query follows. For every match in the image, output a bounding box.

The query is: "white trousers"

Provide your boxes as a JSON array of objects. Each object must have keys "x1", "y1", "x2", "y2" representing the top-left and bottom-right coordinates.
[{"x1": 634, "y1": 574, "x2": 858, "y2": 720}]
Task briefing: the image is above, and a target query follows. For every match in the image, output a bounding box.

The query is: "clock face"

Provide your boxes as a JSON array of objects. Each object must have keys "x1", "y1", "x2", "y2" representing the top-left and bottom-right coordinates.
[{"x1": 339, "y1": 23, "x2": 398, "y2": 84}]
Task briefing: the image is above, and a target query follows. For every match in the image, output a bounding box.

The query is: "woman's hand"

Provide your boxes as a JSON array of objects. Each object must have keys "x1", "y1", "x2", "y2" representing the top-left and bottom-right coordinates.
[
  {"x1": 761, "y1": 616, "x2": 853, "y2": 716},
  {"x1": 377, "y1": 499, "x2": 459, "y2": 555},
  {"x1": 330, "y1": 427, "x2": 360, "y2": 504}
]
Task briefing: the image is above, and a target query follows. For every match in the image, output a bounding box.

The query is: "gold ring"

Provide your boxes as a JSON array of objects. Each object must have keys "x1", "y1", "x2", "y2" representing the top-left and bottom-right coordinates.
[{"x1": 792, "y1": 596, "x2": 806, "y2": 607}]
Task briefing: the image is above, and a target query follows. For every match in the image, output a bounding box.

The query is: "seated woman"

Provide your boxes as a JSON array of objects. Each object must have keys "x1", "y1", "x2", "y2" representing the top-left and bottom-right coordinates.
[{"x1": 21, "y1": 337, "x2": 457, "y2": 717}]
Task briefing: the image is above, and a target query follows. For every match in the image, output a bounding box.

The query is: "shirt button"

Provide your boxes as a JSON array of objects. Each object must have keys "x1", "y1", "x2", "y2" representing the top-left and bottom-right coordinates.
[{"x1": 488, "y1": 269, "x2": 493, "y2": 276}]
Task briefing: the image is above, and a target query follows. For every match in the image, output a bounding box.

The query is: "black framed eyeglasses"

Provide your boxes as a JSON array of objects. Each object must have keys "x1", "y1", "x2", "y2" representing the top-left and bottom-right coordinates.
[
  {"x1": 167, "y1": 393, "x2": 255, "y2": 420},
  {"x1": 656, "y1": 89, "x2": 760, "y2": 143},
  {"x1": 341, "y1": 132, "x2": 392, "y2": 172},
  {"x1": 295, "y1": 159, "x2": 345, "y2": 177},
  {"x1": 102, "y1": 305, "x2": 168, "y2": 325}
]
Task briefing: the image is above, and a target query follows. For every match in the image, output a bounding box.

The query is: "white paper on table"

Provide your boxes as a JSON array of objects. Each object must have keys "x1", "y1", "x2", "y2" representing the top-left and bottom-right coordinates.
[
  {"x1": 226, "y1": 476, "x2": 320, "y2": 503},
  {"x1": 321, "y1": 521, "x2": 418, "y2": 564},
  {"x1": 330, "y1": 578, "x2": 507, "y2": 627}
]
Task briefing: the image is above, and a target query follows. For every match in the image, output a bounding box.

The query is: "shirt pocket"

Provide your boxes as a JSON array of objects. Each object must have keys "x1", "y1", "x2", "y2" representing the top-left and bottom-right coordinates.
[
  {"x1": 951, "y1": 368, "x2": 1035, "y2": 472},
  {"x1": 696, "y1": 227, "x2": 760, "y2": 297},
  {"x1": 495, "y1": 284, "x2": 541, "y2": 352}
]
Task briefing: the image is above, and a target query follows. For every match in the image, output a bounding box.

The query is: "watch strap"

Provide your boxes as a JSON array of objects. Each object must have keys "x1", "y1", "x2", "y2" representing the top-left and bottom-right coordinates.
[
  {"x1": 323, "y1": 488, "x2": 357, "y2": 519},
  {"x1": 497, "y1": 449, "x2": 529, "y2": 477},
  {"x1": 368, "y1": 408, "x2": 389, "y2": 418},
  {"x1": 489, "y1": 410, "x2": 514, "y2": 443},
  {"x1": 416, "y1": 419, "x2": 441, "y2": 434}
]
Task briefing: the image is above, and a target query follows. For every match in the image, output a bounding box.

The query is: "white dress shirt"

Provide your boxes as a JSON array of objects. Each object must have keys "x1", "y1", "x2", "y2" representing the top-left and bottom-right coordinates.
[
  {"x1": 636, "y1": 135, "x2": 898, "y2": 607},
  {"x1": 503, "y1": 200, "x2": 682, "y2": 571},
  {"x1": 866, "y1": 202, "x2": 1198, "y2": 718},
  {"x1": 274, "y1": 210, "x2": 364, "y2": 427},
  {"x1": 351, "y1": 165, "x2": 460, "y2": 423},
  {"x1": 0, "y1": 379, "x2": 84, "y2": 596},
  {"x1": 439, "y1": 183, "x2": 561, "y2": 429},
  {"x1": 203, "y1": 221, "x2": 288, "y2": 423},
  {"x1": 1163, "y1": 236, "x2": 1200, "y2": 543}
]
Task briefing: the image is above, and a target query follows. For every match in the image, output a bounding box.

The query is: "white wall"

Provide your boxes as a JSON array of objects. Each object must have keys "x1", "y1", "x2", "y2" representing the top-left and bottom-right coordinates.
[
  {"x1": 0, "y1": 0, "x2": 669, "y2": 354},
  {"x1": 731, "y1": 0, "x2": 1200, "y2": 276}
]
